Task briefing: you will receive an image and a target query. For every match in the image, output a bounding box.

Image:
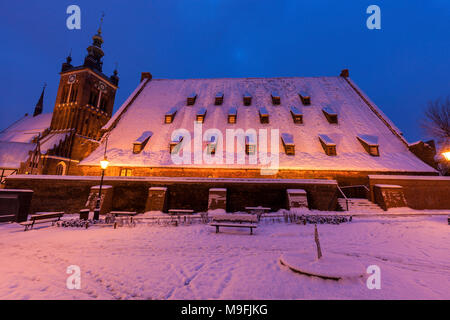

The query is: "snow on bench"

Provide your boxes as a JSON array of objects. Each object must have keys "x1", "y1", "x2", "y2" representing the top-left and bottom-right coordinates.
[
  {"x1": 168, "y1": 209, "x2": 195, "y2": 215},
  {"x1": 210, "y1": 214, "x2": 258, "y2": 235},
  {"x1": 20, "y1": 212, "x2": 64, "y2": 231},
  {"x1": 210, "y1": 222, "x2": 258, "y2": 235}
]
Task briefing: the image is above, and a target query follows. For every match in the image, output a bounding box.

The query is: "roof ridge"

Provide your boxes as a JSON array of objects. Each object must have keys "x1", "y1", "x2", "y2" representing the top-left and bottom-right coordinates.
[{"x1": 151, "y1": 76, "x2": 341, "y2": 81}]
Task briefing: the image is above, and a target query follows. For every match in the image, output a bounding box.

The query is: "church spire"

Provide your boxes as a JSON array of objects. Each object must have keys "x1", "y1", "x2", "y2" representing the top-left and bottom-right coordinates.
[
  {"x1": 33, "y1": 83, "x2": 46, "y2": 117},
  {"x1": 83, "y1": 13, "x2": 105, "y2": 72}
]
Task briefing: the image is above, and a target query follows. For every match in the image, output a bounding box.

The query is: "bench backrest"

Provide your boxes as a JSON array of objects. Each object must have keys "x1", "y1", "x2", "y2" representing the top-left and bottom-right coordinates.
[
  {"x1": 30, "y1": 212, "x2": 64, "y2": 220},
  {"x1": 212, "y1": 214, "x2": 257, "y2": 223}
]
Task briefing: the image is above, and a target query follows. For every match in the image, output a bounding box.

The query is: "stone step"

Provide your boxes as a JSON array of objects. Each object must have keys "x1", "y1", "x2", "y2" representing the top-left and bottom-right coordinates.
[{"x1": 338, "y1": 198, "x2": 383, "y2": 212}]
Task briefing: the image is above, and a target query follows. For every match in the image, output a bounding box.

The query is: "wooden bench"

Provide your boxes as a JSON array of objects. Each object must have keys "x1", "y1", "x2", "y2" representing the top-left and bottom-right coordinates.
[
  {"x1": 168, "y1": 209, "x2": 194, "y2": 215},
  {"x1": 20, "y1": 212, "x2": 64, "y2": 231},
  {"x1": 210, "y1": 222, "x2": 257, "y2": 235},
  {"x1": 210, "y1": 214, "x2": 258, "y2": 235}
]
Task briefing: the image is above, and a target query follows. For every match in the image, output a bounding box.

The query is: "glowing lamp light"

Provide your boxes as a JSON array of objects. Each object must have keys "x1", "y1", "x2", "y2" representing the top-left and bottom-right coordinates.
[
  {"x1": 100, "y1": 158, "x2": 109, "y2": 170},
  {"x1": 442, "y1": 151, "x2": 450, "y2": 162}
]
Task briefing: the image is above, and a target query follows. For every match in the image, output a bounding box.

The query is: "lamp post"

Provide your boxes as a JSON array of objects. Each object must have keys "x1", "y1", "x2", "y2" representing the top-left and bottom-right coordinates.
[
  {"x1": 94, "y1": 135, "x2": 109, "y2": 220},
  {"x1": 96, "y1": 157, "x2": 109, "y2": 208}
]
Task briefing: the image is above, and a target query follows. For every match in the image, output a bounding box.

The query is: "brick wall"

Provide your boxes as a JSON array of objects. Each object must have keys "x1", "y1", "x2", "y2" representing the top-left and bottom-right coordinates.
[
  {"x1": 5, "y1": 176, "x2": 338, "y2": 214},
  {"x1": 369, "y1": 175, "x2": 450, "y2": 210},
  {"x1": 77, "y1": 166, "x2": 437, "y2": 185}
]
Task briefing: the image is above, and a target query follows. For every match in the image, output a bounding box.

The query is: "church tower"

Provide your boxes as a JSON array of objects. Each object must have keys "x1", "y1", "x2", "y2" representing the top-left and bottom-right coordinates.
[
  {"x1": 50, "y1": 17, "x2": 119, "y2": 139},
  {"x1": 41, "y1": 16, "x2": 119, "y2": 175}
]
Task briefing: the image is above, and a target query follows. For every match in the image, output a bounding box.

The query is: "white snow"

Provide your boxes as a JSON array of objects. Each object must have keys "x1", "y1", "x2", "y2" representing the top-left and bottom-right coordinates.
[
  {"x1": 0, "y1": 113, "x2": 52, "y2": 143},
  {"x1": 369, "y1": 174, "x2": 450, "y2": 181},
  {"x1": 374, "y1": 184, "x2": 402, "y2": 188},
  {"x1": 0, "y1": 142, "x2": 35, "y2": 169},
  {"x1": 81, "y1": 77, "x2": 435, "y2": 173},
  {"x1": 39, "y1": 132, "x2": 71, "y2": 153},
  {"x1": 0, "y1": 213, "x2": 448, "y2": 299}
]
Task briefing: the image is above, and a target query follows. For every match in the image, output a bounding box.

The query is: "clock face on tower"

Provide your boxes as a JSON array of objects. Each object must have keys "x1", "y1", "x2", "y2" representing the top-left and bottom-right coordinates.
[{"x1": 67, "y1": 74, "x2": 76, "y2": 84}]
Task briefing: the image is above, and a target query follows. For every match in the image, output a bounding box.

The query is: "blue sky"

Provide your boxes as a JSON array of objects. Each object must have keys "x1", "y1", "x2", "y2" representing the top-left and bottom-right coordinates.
[{"x1": 0, "y1": 0, "x2": 448, "y2": 141}]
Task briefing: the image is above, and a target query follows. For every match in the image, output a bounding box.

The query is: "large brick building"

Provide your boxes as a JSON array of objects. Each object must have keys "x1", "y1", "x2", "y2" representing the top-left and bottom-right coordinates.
[{"x1": 1, "y1": 25, "x2": 448, "y2": 213}]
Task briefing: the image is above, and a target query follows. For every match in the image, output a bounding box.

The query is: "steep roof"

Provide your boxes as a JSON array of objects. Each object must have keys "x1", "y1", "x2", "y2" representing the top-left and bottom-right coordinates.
[
  {"x1": 0, "y1": 113, "x2": 52, "y2": 143},
  {"x1": 81, "y1": 76, "x2": 435, "y2": 173},
  {"x1": 0, "y1": 141, "x2": 35, "y2": 169}
]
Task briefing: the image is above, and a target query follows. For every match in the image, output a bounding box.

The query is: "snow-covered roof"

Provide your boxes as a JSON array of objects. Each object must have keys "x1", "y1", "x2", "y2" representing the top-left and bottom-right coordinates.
[
  {"x1": 0, "y1": 141, "x2": 35, "y2": 169},
  {"x1": 81, "y1": 76, "x2": 436, "y2": 173},
  {"x1": 318, "y1": 134, "x2": 335, "y2": 146},
  {"x1": 0, "y1": 113, "x2": 52, "y2": 143},
  {"x1": 39, "y1": 132, "x2": 71, "y2": 153}
]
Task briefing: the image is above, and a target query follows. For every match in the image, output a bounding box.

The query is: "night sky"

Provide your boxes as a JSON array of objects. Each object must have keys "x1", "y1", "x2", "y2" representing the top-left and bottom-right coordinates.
[{"x1": 0, "y1": 0, "x2": 448, "y2": 142}]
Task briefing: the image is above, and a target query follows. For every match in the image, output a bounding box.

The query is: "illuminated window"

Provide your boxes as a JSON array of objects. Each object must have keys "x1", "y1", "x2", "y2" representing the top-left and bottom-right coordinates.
[
  {"x1": 120, "y1": 168, "x2": 132, "y2": 176},
  {"x1": 318, "y1": 134, "x2": 337, "y2": 156},
  {"x1": 170, "y1": 136, "x2": 184, "y2": 154},
  {"x1": 357, "y1": 135, "x2": 380, "y2": 156},
  {"x1": 133, "y1": 131, "x2": 152, "y2": 154},
  {"x1": 245, "y1": 135, "x2": 256, "y2": 155},
  {"x1": 187, "y1": 92, "x2": 197, "y2": 106},
  {"x1": 228, "y1": 107, "x2": 237, "y2": 124},
  {"x1": 281, "y1": 133, "x2": 295, "y2": 155},
  {"x1": 196, "y1": 107, "x2": 207, "y2": 123},
  {"x1": 259, "y1": 107, "x2": 269, "y2": 124},
  {"x1": 165, "y1": 107, "x2": 177, "y2": 124}
]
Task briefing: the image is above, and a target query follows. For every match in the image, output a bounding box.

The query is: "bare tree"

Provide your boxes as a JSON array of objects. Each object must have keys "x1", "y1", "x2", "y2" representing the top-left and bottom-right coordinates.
[
  {"x1": 422, "y1": 97, "x2": 450, "y2": 175},
  {"x1": 421, "y1": 97, "x2": 450, "y2": 143}
]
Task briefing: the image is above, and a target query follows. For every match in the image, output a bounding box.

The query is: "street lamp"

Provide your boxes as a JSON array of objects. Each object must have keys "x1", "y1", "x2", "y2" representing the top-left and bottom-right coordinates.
[
  {"x1": 96, "y1": 156, "x2": 109, "y2": 211},
  {"x1": 442, "y1": 151, "x2": 450, "y2": 162},
  {"x1": 95, "y1": 134, "x2": 110, "y2": 220}
]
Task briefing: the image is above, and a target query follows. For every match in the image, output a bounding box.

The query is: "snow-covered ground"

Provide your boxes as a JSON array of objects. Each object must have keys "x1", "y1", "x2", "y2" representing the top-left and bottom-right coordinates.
[{"x1": 0, "y1": 214, "x2": 448, "y2": 300}]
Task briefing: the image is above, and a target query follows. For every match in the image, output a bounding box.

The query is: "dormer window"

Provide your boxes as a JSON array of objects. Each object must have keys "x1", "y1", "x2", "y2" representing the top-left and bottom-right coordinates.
[
  {"x1": 322, "y1": 106, "x2": 338, "y2": 124},
  {"x1": 228, "y1": 107, "x2": 237, "y2": 124},
  {"x1": 170, "y1": 136, "x2": 184, "y2": 154},
  {"x1": 187, "y1": 93, "x2": 197, "y2": 106},
  {"x1": 245, "y1": 135, "x2": 256, "y2": 155},
  {"x1": 215, "y1": 92, "x2": 224, "y2": 105},
  {"x1": 243, "y1": 92, "x2": 252, "y2": 106},
  {"x1": 290, "y1": 106, "x2": 303, "y2": 124},
  {"x1": 281, "y1": 133, "x2": 295, "y2": 155},
  {"x1": 196, "y1": 107, "x2": 207, "y2": 123},
  {"x1": 318, "y1": 134, "x2": 336, "y2": 156},
  {"x1": 271, "y1": 91, "x2": 280, "y2": 105},
  {"x1": 133, "y1": 131, "x2": 152, "y2": 154},
  {"x1": 298, "y1": 91, "x2": 311, "y2": 105},
  {"x1": 259, "y1": 107, "x2": 269, "y2": 124},
  {"x1": 206, "y1": 136, "x2": 217, "y2": 155},
  {"x1": 165, "y1": 107, "x2": 177, "y2": 124},
  {"x1": 357, "y1": 135, "x2": 380, "y2": 156}
]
